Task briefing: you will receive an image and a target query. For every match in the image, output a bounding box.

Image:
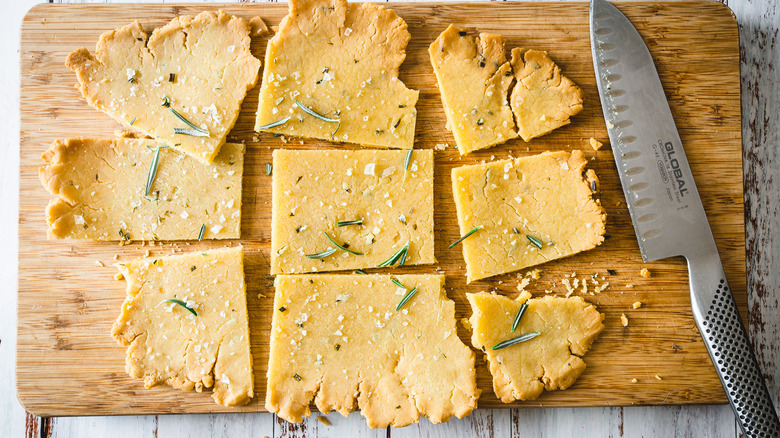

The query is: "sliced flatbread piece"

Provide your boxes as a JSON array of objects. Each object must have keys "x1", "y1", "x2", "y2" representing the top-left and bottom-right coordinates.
[
  {"x1": 66, "y1": 11, "x2": 261, "y2": 163},
  {"x1": 451, "y1": 150, "x2": 605, "y2": 282},
  {"x1": 271, "y1": 149, "x2": 434, "y2": 274},
  {"x1": 111, "y1": 246, "x2": 253, "y2": 406},
  {"x1": 267, "y1": 274, "x2": 480, "y2": 427},
  {"x1": 254, "y1": 0, "x2": 418, "y2": 149},
  {"x1": 40, "y1": 137, "x2": 244, "y2": 241},
  {"x1": 467, "y1": 291, "x2": 604, "y2": 402},
  {"x1": 429, "y1": 25, "x2": 518, "y2": 155},
  {"x1": 509, "y1": 49, "x2": 583, "y2": 141}
]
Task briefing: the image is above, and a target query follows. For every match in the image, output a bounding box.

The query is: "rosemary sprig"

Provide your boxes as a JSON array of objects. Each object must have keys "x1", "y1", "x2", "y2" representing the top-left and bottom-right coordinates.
[
  {"x1": 337, "y1": 219, "x2": 363, "y2": 227},
  {"x1": 391, "y1": 278, "x2": 406, "y2": 289},
  {"x1": 526, "y1": 235, "x2": 544, "y2": 249},
  {"x1": 449, "y1": 226, "x2": 483, "y2": 248},
  {"x1": 266, "y1": 163, "x2": 273, "y2": 176},
  {"x1": 174, "y1": 127, "x2": 209, "y2": 137},
  {"x1": 305, "y1": 247, "x2": 337, "y2": 259},
  {"x1": 145, "y1": 145, "x2": 168, "y2": 196},
  {"x1": 395, "y1": 286, "x2": 418, "y2": 311},
  {"x1": 170, "y1": 108, "x2": 209, "y2": 136},
  {"x1": 294, "y1": 99, "x2": 341, "y2": 136},
  {"x1": 324, "y1": 232, "x2": 362, "y2": 255},
  {"x1": 377, "y1": 241, "x2": 409, "y2": 267},
  {"x1": 162, "y1": 299, "x2": 197, "y2": 316},
  {"x1": 492, "y1": 332, "x2": 540, "y2": 350},
  {"x1": 197, "y1": 224, "x2": 205, "y2": 241},
  {"x1": 354, "y1": 269, "x2": 368, "y2": 275},
  {"x1": 257, "y1": 116, "x2": 291, "y2": 130},
  {"x1": 510, "y1": 303, "x2": 529, "y2": 333}
]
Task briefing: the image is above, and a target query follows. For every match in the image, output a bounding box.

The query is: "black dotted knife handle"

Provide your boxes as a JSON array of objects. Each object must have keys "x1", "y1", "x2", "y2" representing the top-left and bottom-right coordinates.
[{"x1": 689, "y1": 254, "x2": 780, "y2": 438}]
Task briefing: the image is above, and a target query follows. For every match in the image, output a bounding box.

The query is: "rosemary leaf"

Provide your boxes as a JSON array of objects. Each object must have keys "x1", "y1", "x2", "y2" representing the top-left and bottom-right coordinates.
[
  {"x1": 391, "y1": 278, "x2": 406, "y2": 289},
  {"x1": 170, "y1": 108, "x2": 209, "y2": 136},
  {"x1": 354, "y1": 269, "x2": 368, "y2": 275},
  {"x1": 145, "y1": 145, "x2": 168, "y2": 196},
  {"x1": 174, "y1": 127, "x2": 209, "y2": 137},
  {"x1": 395, "y1": 286, "x2": 418, "y2": 311},
  {"x1": 512, "y1": 227, "x2": 521, "y2": 234},
  {"x1": 449, "y1": 226, "x2": 483, "y2": 248},
  {"x1": 336, "y1": 219, "x2": 363, "y2": 227},
  {"x1": 197, "y1": 223, "x2": 205, "y2": 241},
  {"x1": 377, "y1": 241, "x2": 409, "y2": 267},
  {"x1": 492, "y1": 332, "x2": 541, "y2": 350},
  {"x1": 324, "y1": 232, "x2": 362, "y2": 255},
  {"x1": 162, "y1": 299, "x2": 197, "y2": 316},
  {"x1": 266, "y1": 163, "x2": 273, "y2": 176},
  {"x1": 404, "y1": 150, "x2": 413, "y2": 173},
  {"x1": 257, "y1": 116, "x2": 291, "y2": 130},
  {"x1": 294, "y1": 99, "x2": 340, "y2": 136},
  {"x1": 305, "y1": 247, "x2": 338, "y2": 259},
  {"x1": 526, "y1": 235, "x2": 544, "y2": 249},
  {"x1": 129, "y1": 117, "x2": 136, "y2": 126},
  {"x1": 510, "y1": 303, "x2": 529, "y2": 333},
  {"x1": 293, "y1": 373, "x2": 302, "y2": 381}
]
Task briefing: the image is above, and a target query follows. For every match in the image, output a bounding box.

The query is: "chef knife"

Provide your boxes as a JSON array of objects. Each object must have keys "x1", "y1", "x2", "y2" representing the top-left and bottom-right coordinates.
[{"x1": 589, "y1": 0, "x2": 780, "y2": 436}]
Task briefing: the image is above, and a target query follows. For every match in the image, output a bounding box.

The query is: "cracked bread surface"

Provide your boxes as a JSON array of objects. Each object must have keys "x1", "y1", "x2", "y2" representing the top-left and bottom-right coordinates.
[
  {"x1": 451, "y1": 150, "x2": 606, "y2": 282},
  {"x1": 111, "y1": 246, "x2": 253, "y2": 406},
  {"x1": 271, "y1": 149, "x2": 434, "y2": 274},
  {"x1": 467, "y1": 291, "x2": 604, "y2": 402},
  {"x1": 266, "y1": 274, "x2": 479, "y2": 427},
  {"x1": 429, "y1": 24, "x2": 518, "y2": 154},
  {"x1": 66, "y1": 11, "x2": 260, "y2": 163},
  {"x1": 255, "y1": 0, "x2": 418, "y2": 149}
]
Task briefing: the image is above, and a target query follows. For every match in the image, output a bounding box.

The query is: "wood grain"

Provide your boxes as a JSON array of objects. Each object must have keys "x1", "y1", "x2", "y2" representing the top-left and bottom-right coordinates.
[{"x1": 17, "y1": 1, "x2": 743, "y2": 418}]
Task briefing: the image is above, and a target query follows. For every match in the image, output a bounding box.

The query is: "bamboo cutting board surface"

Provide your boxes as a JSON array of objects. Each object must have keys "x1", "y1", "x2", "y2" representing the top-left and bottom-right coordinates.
[{"x1": 18, "y1": 1, "x2": 743, "y2": 417}]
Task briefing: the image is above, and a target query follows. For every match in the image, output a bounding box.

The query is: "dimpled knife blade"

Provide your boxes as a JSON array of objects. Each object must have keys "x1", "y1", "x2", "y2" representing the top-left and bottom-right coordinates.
[{"x1": 590, "y1": 1, "x2": 780, "y2": 436}]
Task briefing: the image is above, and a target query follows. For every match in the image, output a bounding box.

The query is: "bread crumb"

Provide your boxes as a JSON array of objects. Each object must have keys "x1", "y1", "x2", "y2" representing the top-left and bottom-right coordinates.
[
  {"x1": 145, "y1": 250, "x2": 151, "y2": 257},
  {"x1": 114, "y1": 272, "x2": 124, "y2": 281},
  {"x1": 632, "y1": 301, "x2": 642, "y2": 309},
  {"x1": 258, "y1": 293, "x2": 268, "y2": 299},
  {"x1": 620, "y1": 313, "x2": 629, "y2": 327},
  {"x1": 625, "y1": 283, "x2": 634, "y2": 288},
  {"x1": 640, "y1": 268, "x2": 651, "y2": 278},
  {"x1": 460, "y1": 317, "x2": 472, "y2": 331},
  {"x1": 654, "y1": 375, "x2": 662, "y2": 381},
  {"x1": 526, "y1": 269, "x2": 541, "y2": 280},
  {"x1": 95, "y1": 260, "x2": 104, "y2": 267},
  {"x1": 589, "y1": 138, "x2": 604, "y2": 150},
  {"x1": 113, "y1": 254, "x2": 119, "y2": 260},
  {"x1": 249, "y1": 16, "x2": 270, "y2": 37},
  {"x1": 316, "y1": 416, "x2": 331, "y2": 426},
  {"x1": 631, "y1": 378, "x2": 638, "y2": 383}
]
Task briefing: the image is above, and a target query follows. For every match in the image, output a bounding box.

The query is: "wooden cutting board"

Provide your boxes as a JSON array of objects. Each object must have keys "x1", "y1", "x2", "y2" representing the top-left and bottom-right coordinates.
[{"x1": 17, "y1": 1, "x2": 743, "y2": 417}]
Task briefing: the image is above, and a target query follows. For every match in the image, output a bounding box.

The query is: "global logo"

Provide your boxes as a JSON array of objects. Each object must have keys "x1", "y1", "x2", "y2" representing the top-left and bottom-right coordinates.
[{"x1": 664, "y1": 141, "x2": 688, "y2": 197}]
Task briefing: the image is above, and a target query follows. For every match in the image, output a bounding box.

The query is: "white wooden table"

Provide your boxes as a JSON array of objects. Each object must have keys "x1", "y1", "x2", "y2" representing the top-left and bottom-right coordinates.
[{"x1": 1, "y1": 0, "x2": 777, "y2": 436}]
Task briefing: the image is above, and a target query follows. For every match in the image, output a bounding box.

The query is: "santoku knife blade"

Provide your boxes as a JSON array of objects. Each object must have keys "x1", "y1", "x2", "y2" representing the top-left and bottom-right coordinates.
[{"x1": 589, "y1": 0, "x2": 780, "y2": 436}]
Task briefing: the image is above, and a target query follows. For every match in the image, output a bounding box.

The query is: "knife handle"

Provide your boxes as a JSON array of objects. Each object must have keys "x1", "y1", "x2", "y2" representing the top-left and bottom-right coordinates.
[{"x1": 688, "y1": 252, "x2": 780, "y2": 438}]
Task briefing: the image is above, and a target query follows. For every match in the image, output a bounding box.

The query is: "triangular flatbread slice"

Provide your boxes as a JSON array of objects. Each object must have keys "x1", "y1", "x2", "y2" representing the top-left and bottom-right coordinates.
[
  {"x1": 509, "y1": 49, "x2": 583, "y2": 141},
  {"x1": 66, "y1": 11, "x2": 261, "y2": 163}
]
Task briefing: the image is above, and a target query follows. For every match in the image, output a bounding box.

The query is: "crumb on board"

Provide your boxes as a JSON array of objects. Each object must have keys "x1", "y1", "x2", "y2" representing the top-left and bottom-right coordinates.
[
  {"x1": 258, "y1": 293, "x2": 268, "y2": 299},
  {"x1": 625, "y1": 283, "x2": 635, "y2": 288},
  {"x1": 633, "y1": 301, "x2": 642, "y2": 309},
  {"x1": 621, "y1": 313, "x2": 629, "y2": 327},
  {"x1": 589, "y1": 138, "x2": 604, "y2": 150},
  {"x1": 655, "y1": 375, "x2": 662, "y2": 381},
  {"x1": 113, "y1": 254, "x2": 119, "y2": 260},
  {"x1": 95, "y1": 260, "x2": 104, "y2": 267},
  {"x1": 316, "y1": 416, "x2": 331, "y2": 426},
  {"x1": 145, "y1": 250, "x2": 151, "y2": 257},
  {"x1": 461, "y1": 317, "x2": 472, "y2": 331},
  {"x1": 631, "y1": 378, "x2": 638, "y2": 383},
  {"x1": 114, "y1": 272, "x2": 124, "y2": 281},
  {"x1": 434, "y1": 143, "x2": 448, "y2": 150},
  {"x1": 640, "y1": 268, "x2": 651, "y2": 278}
]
